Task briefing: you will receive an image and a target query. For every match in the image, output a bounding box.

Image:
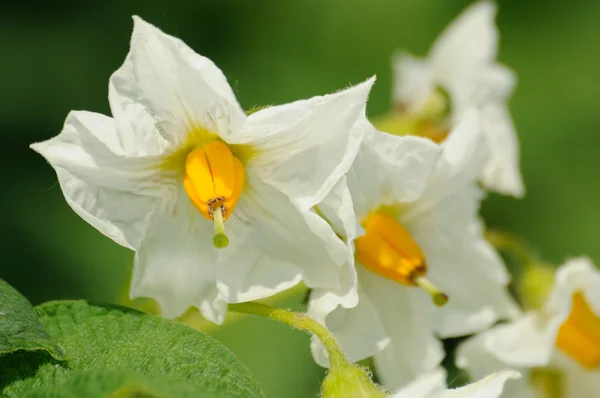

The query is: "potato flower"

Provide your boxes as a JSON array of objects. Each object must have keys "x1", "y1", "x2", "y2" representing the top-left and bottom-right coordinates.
[{"x1": 32, "y1": 17, "x2": 374, "y2": 323}]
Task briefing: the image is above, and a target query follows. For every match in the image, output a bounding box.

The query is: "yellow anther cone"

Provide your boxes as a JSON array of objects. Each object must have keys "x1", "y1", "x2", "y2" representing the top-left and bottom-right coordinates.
[
  {"x1": 356, "y1": 212, "x2": 448, "y2": 307},
  {"x1": 556, "y1": 292, "x2": 600, "y2": 369},
  {"x1": 183, "y1": 140, "x2": 245, "y2": 248}
]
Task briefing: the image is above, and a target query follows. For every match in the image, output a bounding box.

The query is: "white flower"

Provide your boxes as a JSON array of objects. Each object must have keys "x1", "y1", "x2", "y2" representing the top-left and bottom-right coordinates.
[
  {"x1": 308, "y1": 109, "x2": 518, "y2": 390},
  {"x1": 31, "y1": 16, "x2": 374, "y2": 323},
  {"x1": 392, "y1": 1, "x2": 524, "y2": 198},
  {"x1": 390, "y1": 368, "x2": 520, "y2": 398},
  {"x1": 457, "y1": 258, "x2": 600, "y2": 398}
]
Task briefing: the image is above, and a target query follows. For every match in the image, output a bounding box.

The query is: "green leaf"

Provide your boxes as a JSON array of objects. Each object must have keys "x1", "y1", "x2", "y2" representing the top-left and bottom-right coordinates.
[
  {"x1": 1, "y1": 301, "x2": 263, "y2": 398},
  {"x1": 0, "y1": 279, "x2": 67, "y2": 361},
  {"x1": 23, "y1": 370, "x2": 223, "y2": 398}
]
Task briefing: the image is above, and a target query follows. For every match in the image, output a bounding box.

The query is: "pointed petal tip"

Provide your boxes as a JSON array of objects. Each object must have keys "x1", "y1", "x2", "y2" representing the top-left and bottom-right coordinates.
[
  {"x1": 464, "y1": 0, "x2": 498, "y2": 21},
  {"x1": 29, "y1": 141, "x2": 42, "y2": 153},
  {"x1": 131, "y1": 15, "x2": 160, "y2": 37},
  {"x1": 361, "y1": 75, "x2": 377, "y2": 90},
  {"x1": 343, "y1": 75, "x2": 377, "y2": 101},
  {"x1": 479, "y1": 0, "x2": 498, "y2": 16},
  {"x1": 505, "y1": 369, "x2": 522, "y2": 380},
  {"x1": 29, "y1": 140, "x2": 51, "y2": 157},
  {"x1": 131, "y1": 15, "x2": 147, "y2": 26}
]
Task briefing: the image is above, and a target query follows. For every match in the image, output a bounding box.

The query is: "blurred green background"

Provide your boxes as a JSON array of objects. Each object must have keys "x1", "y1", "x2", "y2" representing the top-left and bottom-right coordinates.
[{"x1": 2, "y1": 0, "x2": 599, "y2": 396}]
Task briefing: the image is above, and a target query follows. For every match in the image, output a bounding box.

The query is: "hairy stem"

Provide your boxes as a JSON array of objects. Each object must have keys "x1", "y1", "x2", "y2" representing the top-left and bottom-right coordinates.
[{"x1": 228, "y1": 302, "x2": 347, "y2": 370}]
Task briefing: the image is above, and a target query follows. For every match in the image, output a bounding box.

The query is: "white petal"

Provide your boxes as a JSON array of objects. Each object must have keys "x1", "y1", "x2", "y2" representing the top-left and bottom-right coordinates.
[
  {"x1": 546, "y1": 257, "x2": 600, "y2": 321},
  {"x1": 391, "y1": 369, "x2": 520, "y2": 398},
  {"x1": 553, "y1": 351, "x2": 600, "y2": 398},
  {"x1": 240, "y1": 78, "x2": 375, "y2": 210},
  {"x1": 427, "y1": 238, "x2": 519, "y2": 337},
  {"x1": 430, "y1": 1, "x2": 499, "y2": 96},
  {"x1": 216, "y1": 177, "x2": 348, "y2": 303},
  {"x1": 442, "y1": 369, "x2": 521, "y2": 398},
  {"x1": 110, "y1": 16, "x2": 245, "y2": 148},
  {"x1": 362, "y1": 269, "x2": 444, "y2": 390},
  {"x1": 316, "y1": 175, "x2": 361, "y2": 242},
  {"x1": 410, "y1": 183, "x2": 510, "y2": 285},
  {"x1": 308, "y1": 282, "x2": 388, "y2": 368},
  {"x1": 130, "y1": 187, "x2": 226, "y2": 323},
  {"x1": 30, "y1": 111, "x2": 166, "y2": 250},
  {"x1": 479, "y1": 102, "x2": 525, "y2": 198},
  {"x1": 485, "y1": 314, "x2": 558, "y2": 366},
  {"x1": 389, "y1": 368, "x2": 447, "y2": 398},
  {"x1": 405, "y1": 183, "x2": 518, "y2": 337},
  {"x1": 307, "y1": 177, "x2": 362, "y2": 367},
  {"x1": 214, "y1": 203, "x2": 302, "y2": 304},
  {"x1": 392, "y1": 52, "x2": 435, "y2": 111},
  {"x1": 108, "y1": 51, "x2": 173, "y2": 157},
  {"x1": 347, "y1": 130, "x2": 441, "y2": 220},
  {"x1": 407, "y1": 109, "x2": 485, "y2": 219},
  {"x1": 439, "y1": 108, "x2": 487, "y2": 184},
  {"x1": 423, "y1": 3, "x2": 523, "y2": 198},
  {"x1": 382, "y1": 110, "x2": 518, "y2": 336},
  {"x1": 456, "y1": 332, "x2": 537, "y2": 398},
  {"x1": 461, "y1": 64, "x2": 516, "y2": 109},
  {"x1": 458, "y1": 313, "x2": 556, "y2": 370}
]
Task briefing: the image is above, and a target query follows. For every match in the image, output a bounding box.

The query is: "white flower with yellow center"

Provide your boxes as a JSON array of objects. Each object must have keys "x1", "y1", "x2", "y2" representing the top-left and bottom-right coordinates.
[
  {"x1": 390, "y1": 368, "x2": 520, "y2": 398},
  {"x1": 457, "y1": 258, "x2": 600, "y2": 398},
  {"x1": 392, "y1": 1, "x2": 524, "y2": 198},
  {"x1": 31, "y1": 17, "x2": 374, "y2": 323},
  {"x1": 308, "y1": 109, "x2": 518, "y2": 390}
]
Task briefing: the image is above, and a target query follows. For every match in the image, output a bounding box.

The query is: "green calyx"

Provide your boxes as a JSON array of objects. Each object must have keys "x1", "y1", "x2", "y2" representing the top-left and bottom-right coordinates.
[{"x1": 321, "y1": 363, "x2": 386, "y2": 398}]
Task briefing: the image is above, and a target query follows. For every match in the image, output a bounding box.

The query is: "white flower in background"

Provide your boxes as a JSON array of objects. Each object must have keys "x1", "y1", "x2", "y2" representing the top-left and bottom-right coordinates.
[
  {"x1": 457, "y1": 258, "x2": 600, "y2": 398},
  {"x1": 392, "y1": 1, "x2": 524, "y2": 198},
  {"x1": 390, "y1": 368, "x2": 520, "y2": 398},
  {"x1": 309, "y1": 109, "x2": 519, "y2": 390},
  {"x1": 31, "y1": 16, "x2": 374, "y2": 323}
]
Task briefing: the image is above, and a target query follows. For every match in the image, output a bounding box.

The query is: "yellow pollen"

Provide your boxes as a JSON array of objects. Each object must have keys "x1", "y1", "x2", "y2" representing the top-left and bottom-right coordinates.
[
  {"x1": 355, "y1": 212, "x2": 448, "y2": 306},
  {"x1": 556, "y1": 291, "x2": 600, "y2": 369},
  {"x1": 183, "y1": 140, "x2": 245, "y2": 248},
  {"x1": 418, "y1": 121, "x2": 449, "y2": 144}
]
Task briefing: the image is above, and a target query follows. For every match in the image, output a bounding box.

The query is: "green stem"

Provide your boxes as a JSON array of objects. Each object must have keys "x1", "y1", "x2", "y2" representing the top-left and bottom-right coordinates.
[
  {"x1": 485, "y1": 229, "x2": 542, "y2": 269},
  {"x1": 486, "y1": 229, "x2": 556, "y2": 310},
  {"x1": 228, "y1": 302, "x2": 347, "y2": 371}
]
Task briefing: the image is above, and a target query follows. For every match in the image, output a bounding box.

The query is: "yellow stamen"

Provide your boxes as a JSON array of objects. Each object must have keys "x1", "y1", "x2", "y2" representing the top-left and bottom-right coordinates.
[
  {"x1": 183, "y1": 140, "x2": 245, "y2": 248},
  {"x1": 418, "y1": 122, "x2": 449, "y2": 144},
  {"x1": 355, "y1": 212, "x2": 448, "y2": 306},
  {"x1": 556, "y1": 291, "x2": 600, "y2": 369}
]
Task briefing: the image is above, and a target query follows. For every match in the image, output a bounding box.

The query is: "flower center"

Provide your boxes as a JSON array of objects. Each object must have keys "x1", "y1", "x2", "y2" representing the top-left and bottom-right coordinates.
[
  {"x1": 183, "y1": 140, "x2": 245, "y2": 248},
  {"x1": 376, "y1": 87, "x2": 451, "y2": 144},
  {"x1": 555, "y1": 291, "x2": 600, "y2": 369},
  {"x1": 417, "y1": 122, "x2": 449, "y2": 144},
  {"x1": 355, "y1": 212, "x2": 448, "y2": 306}
]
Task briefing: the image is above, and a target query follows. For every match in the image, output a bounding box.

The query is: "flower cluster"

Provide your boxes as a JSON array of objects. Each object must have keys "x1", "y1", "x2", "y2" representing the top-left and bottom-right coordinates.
[{"x1": 31, "y1": 2, "x2": 597, "y2": 397}]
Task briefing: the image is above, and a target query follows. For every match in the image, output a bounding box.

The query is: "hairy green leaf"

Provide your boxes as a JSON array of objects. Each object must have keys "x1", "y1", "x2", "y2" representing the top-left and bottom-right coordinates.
[
  {"x1": 0, "y1": 279, "x2": 66, "y2": 361},
  {"x1": 23, "y1": 370, "x2": 224, "y2": 398},
  {"x1": 1, "y1": 301, "x2": 262, "y2": 398}
]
